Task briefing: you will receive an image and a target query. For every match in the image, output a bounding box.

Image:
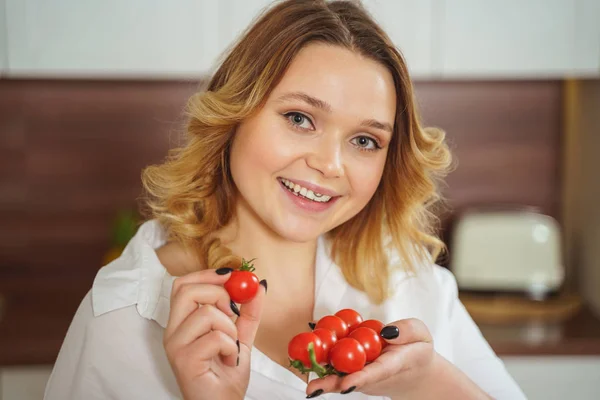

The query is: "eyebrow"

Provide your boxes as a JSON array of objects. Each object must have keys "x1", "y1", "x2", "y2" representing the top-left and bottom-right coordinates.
[{"x1": 276, "y1": 91, "x2": 394, "y2": 135}]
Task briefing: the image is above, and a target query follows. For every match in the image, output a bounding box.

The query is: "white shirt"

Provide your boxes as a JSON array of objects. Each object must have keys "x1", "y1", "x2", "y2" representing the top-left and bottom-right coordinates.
[{"x1": 44, "y1": 220, "x2": 526, "y2": 400}]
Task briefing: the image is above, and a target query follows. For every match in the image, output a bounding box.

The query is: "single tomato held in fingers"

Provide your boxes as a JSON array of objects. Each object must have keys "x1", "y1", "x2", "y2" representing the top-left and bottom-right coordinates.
[
  {"x1": 224, "y1": 258, "x2": 260, "y2": 304},
  {"x1": 348, "y1": 327, "x2": 383, "y2": 362},
  {"x1": 288, "y1": 332, "x2": 325, "y2": 368},
  {"x1": 335, "y1": 309, "x2": 363, "y2": 332},
  {"x1": 329, "y1": 338, "x2": 367, "y2": 374},
  {"x1": 312, "y1": 328, "x2": 337, "y2": 359},
  {"x1": 315, "y1": 315, "x2": 349, "y2": 339},
  {"x1": 358, "y1": 319, "x2": 387, "y2": 349}
]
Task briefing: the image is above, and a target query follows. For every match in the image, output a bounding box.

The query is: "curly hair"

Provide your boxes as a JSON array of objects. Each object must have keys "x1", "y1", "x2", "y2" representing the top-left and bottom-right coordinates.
[{"x1": 141, "y1": 0, "x2": 452, "y2": 304}]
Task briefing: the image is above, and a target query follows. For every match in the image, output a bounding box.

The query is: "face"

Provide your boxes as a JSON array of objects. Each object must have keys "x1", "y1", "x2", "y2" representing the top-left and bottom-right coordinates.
[{"x1": 229, "y1": 43, "x2": 396, "y2": 242}]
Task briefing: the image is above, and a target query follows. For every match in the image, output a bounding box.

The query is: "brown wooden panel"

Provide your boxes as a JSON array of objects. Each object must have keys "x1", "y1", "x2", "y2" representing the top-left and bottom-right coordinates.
[
  {"x1": 0, "y1": 79, "x2": 563, "y2": 365},
  {"x1": 415, "y1": 81, "x2": 562, "y2": 219}
]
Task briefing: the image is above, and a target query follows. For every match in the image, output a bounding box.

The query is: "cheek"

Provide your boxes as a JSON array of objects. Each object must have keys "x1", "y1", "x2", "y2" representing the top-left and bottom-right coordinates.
[
  {"x1": 348, "y1": 157, "x2": 386, "y2": 202},
  {"x1": 230, "y1": 118, "x2": 293, "y2": 184}
]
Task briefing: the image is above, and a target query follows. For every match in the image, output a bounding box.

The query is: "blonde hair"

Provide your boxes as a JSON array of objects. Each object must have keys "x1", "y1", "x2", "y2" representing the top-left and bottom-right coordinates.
[{"x1": 142, "y1": 0, "x2": 452, "y2": 304}]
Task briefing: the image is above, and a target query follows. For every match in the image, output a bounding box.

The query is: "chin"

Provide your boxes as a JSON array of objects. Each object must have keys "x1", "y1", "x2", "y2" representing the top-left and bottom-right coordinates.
[{"x1": 271, "y1": 220, "x2": 324, "y2": 243}]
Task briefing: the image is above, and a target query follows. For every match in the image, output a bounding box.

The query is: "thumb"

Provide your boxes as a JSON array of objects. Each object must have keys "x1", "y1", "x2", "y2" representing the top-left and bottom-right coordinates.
[{"x1": 236, "y1": 280, "x2": 267, "y2": 349}]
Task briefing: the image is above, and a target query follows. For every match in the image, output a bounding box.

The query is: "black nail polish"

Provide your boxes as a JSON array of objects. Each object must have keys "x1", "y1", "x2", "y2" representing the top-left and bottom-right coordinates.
[
  {"x1": 306, "y1": 389, "x2": 324, "y2": 398},
  {"x1": 230, "y1": 300, "x2": 240, "y2": 317},
  {"x1": 380, "y1": 325, "x2": 399, "y2": 340},
  {"x1": 236, "y1": 355, "x2": 239, "y2": 366},
  {"x1": 236, "y1": 339, "x2": 240, "y2": 354},
  {"x1": 259, "y1": 279, "x2": 268, "y2": 293},
  {"x1": 308, "y1": 322, "x2": 316, "y2": 330},
  {"x1": 216, "y1": 267, "x2": 233, "y2": 275},
  {"x1": 341, "y1": 386, "x2": 356, "y2": 394}
]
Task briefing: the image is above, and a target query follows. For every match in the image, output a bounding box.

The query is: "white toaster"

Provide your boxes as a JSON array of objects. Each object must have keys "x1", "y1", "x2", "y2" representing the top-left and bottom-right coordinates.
[{"x1": 450, "y1": 210, "x2": 565, "y2": 299}]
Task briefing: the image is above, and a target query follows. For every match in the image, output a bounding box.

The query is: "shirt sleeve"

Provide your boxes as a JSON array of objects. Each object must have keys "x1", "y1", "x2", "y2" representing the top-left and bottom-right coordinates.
[
  {"x1": 444, "y1": 270, "x2": 527, "y2": 399},
  {"x1": 44, "y1": 291, "x2": 182, "y2": 400}
]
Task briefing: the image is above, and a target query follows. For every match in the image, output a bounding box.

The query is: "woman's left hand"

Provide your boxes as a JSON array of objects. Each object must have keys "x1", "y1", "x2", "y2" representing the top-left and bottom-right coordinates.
[{"x1": 305, "y1": 318, "x2": 489, "y2": 399}]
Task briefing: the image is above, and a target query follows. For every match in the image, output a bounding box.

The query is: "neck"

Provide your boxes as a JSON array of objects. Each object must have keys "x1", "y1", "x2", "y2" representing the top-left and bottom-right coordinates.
[{"x1": 216, "y1": 198, "x2": 318, "y2": 288}]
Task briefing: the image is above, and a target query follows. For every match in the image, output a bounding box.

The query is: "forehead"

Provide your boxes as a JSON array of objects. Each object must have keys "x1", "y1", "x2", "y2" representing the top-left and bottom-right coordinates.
[{"x1": 269, "y1": 43, "x2": 397, "y2": 125}]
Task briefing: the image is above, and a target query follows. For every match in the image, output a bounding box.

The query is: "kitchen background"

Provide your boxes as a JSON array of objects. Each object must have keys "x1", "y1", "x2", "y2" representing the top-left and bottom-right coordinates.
[{"x1": 0, "y1": 0, "x2": 599, "y2": 399}]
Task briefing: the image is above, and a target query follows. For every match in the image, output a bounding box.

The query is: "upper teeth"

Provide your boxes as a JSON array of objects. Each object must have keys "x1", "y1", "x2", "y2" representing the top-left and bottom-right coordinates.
[{"x1": 280, "y1": 178, "x2": 332, "y2": 203}]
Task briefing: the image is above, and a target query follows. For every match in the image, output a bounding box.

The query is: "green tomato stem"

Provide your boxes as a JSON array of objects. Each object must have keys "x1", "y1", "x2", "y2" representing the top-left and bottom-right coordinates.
[
  {"x1": 240, "y1": 258, "x2": 256, "y2": 272},
  {"x1": 307, "y1": 342, "x2": 328, "y2": 378},
  {"x1": 289, "y1": 359, "x2": 312, "y2": 375}
]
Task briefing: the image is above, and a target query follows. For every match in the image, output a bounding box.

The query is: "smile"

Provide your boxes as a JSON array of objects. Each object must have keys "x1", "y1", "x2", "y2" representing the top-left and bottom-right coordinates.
[{"x1": 278, "y1": 178, "x2": 333, "y2": 203}]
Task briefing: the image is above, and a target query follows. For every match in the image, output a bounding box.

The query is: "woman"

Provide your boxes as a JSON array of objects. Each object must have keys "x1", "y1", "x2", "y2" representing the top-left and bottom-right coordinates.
[{"x1": 44, "y1": 1, "x2": 525, "y2": 399}]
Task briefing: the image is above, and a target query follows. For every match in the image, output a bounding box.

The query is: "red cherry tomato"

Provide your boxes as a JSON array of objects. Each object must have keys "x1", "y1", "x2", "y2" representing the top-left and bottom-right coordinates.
[
  {"x1": 224, "y1": 270, "x2": 259, "y2": 304},
  {"x1": 358, "y1": 319, "x2": 387, "y2": 349},
  {"x1": 313, "y1": 328, "x2": 337, "y2": 359},
  {"x1": 315, "y1": 315, "x2": 349, "y2": 339},
  {"x1": 288, "y1": 332, "x2": 325, "y2": 367},
  {"x1": 348, "y1": 327, "x2": 383, "y2": 362},
  {"x1": 335, "y1": 309, "x2": 363, "y2": 332},
  {"x1": 328, "y1": 337, "x2": 366, "y2": 374},
  {"x1": 224, "y1": 259, "x2": 260, "y2": 304},
  {"x1": 358, "y1": 319, "x2": 384, "y2": 333}
]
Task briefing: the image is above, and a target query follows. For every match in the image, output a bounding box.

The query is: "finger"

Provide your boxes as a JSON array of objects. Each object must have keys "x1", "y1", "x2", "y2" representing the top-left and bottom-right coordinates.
[
  {"x1": 337, "y1": 350, "x2": 402, "y2": 392},
  {"x1": 167, "y1": 305, "x2": 238, "y2": 348},
  {"x1": 188, "y1": 330, "x2": 239, "y2": 367},
  {"x1": 339, "y1": 341, "x2": 432, "y2": 392},
  {"x1": 166, "y1": 283, "x2": 234, "y2": 338},
  {"x1": 170, "y1": 268, "x2": 233, "y2": 299},
  {"x1": 379, "y1": 318, "x2": 432, "y2": 346},
  {"x1": 236, "y1": 280, "x2": 267, "y2": 349},
  {"x1": 305, "y1": 374, "x2": 342, "y2": 397}
]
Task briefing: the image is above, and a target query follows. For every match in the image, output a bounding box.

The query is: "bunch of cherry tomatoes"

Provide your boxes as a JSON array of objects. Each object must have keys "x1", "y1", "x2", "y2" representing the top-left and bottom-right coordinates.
[
  {"x1": 288, "y1": 309, "x2": 387, "y2": 377},
  {"x1": 222, "y1": 261, "x2": 388, "y2": 377}
]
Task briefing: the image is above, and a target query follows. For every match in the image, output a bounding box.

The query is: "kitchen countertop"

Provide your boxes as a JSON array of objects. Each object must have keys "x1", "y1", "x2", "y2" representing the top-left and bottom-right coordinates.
[
  {"x1": 481, "y1": 306, "x2": 600, "y2": 356},
  {"x1": 1, "y1": 279, "x2": 600, "y2": 366}
]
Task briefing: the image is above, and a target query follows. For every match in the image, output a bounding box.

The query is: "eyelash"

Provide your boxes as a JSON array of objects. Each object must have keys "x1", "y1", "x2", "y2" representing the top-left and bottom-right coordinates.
[{"x1": 282, "y1": 111, "x2": 382, "y2": 152}]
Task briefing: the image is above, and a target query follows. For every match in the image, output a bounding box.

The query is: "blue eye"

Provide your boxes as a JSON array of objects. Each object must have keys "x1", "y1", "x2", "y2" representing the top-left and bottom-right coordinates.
[
  {"x1": 284, "y1": 112, "x2": 313, "y2": 130},
  {"x1": 351, "y1": 136, "x2": 380, "y2": 151}
]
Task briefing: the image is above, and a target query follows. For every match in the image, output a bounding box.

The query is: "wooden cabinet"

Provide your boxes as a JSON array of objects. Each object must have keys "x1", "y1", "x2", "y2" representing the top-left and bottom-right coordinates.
[
  {"x1": 5, "y1": 0, "x2": 220, "y2": 78},
  {"x1": 217, "y1": 0, "x2": 273, "y2": 56},
  {"x1": 0, "y1": 366, "x2": 53, "y2": 400},
  {"x1": 501, "y1": 356, "x2": 600, "y2": 399},
  {"x1": 572, "y1": 0, "x2": 600, "y2": 76},
  {"x1": 363, "y1": 0, "x2": 436, "y2": 78},
  {"x1": 0, "y1": 0, "x2": 6, "y2": 75},
  {"x1": 440, "y1": 0, "x2": 600, "y2": 78},
  {"x1": 3, "y1": 1, "x2": 600, "y2": 81}
]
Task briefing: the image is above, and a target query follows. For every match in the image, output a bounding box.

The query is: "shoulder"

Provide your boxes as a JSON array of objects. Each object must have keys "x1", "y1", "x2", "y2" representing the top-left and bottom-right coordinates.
[
  {"x1": 383, "y1": 258, "x2": 460, "y2": 320},
  {"x1": 92, "y1": 219, "x2": 175, "y2": 328},
  {"x1": 45, "y1": 290, "x2": 181, "y2": 399},
  {"x1": 388, "y1": 249, "x2": 459, "y2": 299},
  {"x1": 69, "y1": 289, "x2": 164, "y2": 349}
]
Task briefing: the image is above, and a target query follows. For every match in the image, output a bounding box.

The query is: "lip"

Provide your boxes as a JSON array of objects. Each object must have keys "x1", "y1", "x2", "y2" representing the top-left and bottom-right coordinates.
[
  {"x1": 278, "y1": 177, "x2": 340, "y2": 197},
  {"x1": 278, "y1": 179, "x2": 339, "y2": 213}
]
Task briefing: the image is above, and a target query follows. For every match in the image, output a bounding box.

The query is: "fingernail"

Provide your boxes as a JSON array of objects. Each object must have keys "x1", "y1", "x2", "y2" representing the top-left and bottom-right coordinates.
[
  {"x1": 236, "y1": 355, "x2": 239, "y2": 366},
  {"x1": 259, "y1": 279, "x2": 268, "y2": 293},
  {"x1": 308, "y1": 322, "x2": 316, "y2": 330},
  {"x1": 236, "y1": 339, "x2": 240, "y2": 354},
  {"x1": 341, "y1": 386, "x2": 356, "y2": 394},
  {"x1": 230, "y1": 300, "x2": 240, "y2": 317},
  {"x1": 216, "y1": 267, "x2": 233, "y2": 275},
  {"x1": 306, "y1": 389, "x2": 324, "y2": 398},
  {"x1": 380, "y1": 325, "x2": 399, "y2": 339}
]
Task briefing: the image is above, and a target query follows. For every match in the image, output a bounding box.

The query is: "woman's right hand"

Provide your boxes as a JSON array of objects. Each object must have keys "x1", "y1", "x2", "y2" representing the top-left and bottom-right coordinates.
[{"x1": 163, "y1": 268, "x2": 267, "y2": 400}]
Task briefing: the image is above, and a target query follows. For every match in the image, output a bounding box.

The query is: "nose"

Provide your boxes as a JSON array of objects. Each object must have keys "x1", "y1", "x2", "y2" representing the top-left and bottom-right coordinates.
[{"x1": 305, "y1": 135, "x2": 344, "y2": 178}]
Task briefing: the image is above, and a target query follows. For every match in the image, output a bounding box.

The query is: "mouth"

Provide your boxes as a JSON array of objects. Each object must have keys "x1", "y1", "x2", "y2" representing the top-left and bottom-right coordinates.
[{"x1": 277, "y1": 177, "x2": 336, "y2": 203}]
